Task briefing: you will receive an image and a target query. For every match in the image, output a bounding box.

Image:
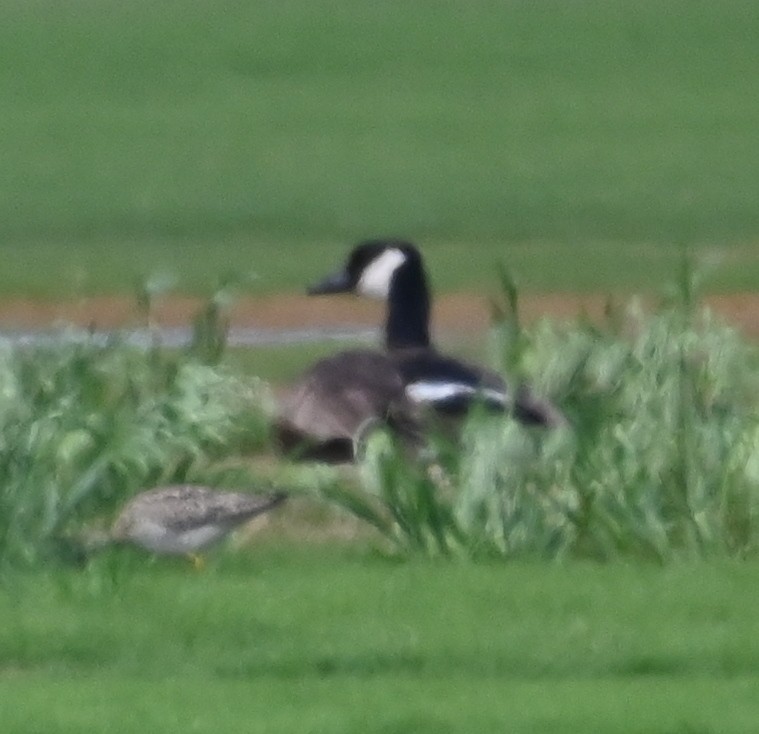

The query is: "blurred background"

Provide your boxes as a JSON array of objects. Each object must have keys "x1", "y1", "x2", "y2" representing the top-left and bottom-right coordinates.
[
  {"x1": 4, "y1": 7, "x2": 759, "y2": 731},
  {"x1": 2, "y1": 0, "x2": 759, "y2": 294}
]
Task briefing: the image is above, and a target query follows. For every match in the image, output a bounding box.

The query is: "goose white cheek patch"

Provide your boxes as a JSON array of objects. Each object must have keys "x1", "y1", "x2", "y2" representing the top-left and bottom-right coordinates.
[
  {"x1": 357, "y1": 248, "x2": 407, "y2": 299},
  {"x1": 405, "y1": 381, "x2": 508, "y2": 407}
]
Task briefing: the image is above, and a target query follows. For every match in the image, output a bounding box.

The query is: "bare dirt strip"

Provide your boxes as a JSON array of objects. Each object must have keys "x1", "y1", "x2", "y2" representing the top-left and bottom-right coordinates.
[{"x1": 0, "y1": 292, "x2": 757, "y2": 339}]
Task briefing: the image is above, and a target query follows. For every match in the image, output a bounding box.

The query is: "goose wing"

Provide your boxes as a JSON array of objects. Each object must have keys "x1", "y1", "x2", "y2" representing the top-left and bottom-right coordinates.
[
  {"x1": 392, "y1": 349, "x2": 565, "y2": 427},
  {"x1": 392, "y1": 349, "x2": 508, "y2": 415}
]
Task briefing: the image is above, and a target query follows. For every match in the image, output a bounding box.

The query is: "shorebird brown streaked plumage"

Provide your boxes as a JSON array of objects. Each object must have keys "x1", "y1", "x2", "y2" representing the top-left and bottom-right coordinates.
[{"x1": 109, "y1": 485, "x2": 287, "y2": 567}]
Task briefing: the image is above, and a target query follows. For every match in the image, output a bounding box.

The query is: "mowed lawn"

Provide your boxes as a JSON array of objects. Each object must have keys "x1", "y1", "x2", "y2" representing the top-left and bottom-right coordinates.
[
  {"x1": 3, "y1": 548, "x2": 759, "y2": 733},
  {"x1": 2, "y1": 0, "x2": 759, "y2": 295}
]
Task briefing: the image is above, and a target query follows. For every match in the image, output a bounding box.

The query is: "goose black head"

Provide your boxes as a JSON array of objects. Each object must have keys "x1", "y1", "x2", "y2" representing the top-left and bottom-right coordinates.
[
  {"x1": 308, "y1": 239, "x2": 431, "y2": 349},
  {"x1": 307, "y1": 240, "x2": 422, "y2": 298}
]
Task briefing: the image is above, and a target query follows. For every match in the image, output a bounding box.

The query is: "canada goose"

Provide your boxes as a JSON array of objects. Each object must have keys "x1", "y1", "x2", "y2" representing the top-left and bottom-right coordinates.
[
  {"x1": 275, "y1": 240, "x2": 563, "y2": 461},
  {"x1": 105, "y1": 485, "x2": 287, "y2": 566}
]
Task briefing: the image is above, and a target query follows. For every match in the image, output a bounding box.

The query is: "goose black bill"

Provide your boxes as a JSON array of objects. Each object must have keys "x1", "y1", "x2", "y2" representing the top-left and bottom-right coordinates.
[{"x1": 307, "y1": 267, "x2": 352, "y2": 295}]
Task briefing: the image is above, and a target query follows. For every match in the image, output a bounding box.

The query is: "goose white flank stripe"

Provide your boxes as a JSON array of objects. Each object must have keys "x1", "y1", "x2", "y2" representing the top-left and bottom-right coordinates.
[{"x1": 405, "y1": 381, "x2": 508, "y2": 407}]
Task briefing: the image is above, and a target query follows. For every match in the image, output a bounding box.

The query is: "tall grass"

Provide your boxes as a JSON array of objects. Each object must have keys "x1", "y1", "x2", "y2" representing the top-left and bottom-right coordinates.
[
  {"x1": 0, "y1": 301, "x2": 271, "y2": 572},
  {"x1": 3, "y1": 272, "x2": 758, "y2": 570},
  {"x1": 326, "y1": 270, "x2": 759, "y2": 561}
]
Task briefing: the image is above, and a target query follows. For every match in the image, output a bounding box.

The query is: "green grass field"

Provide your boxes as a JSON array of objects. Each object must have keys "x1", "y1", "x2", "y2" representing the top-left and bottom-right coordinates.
[
  {"x1": 3, "y1": 548, "x2": 759, "y2": 733},
  {"x1": 2, "y1": 0, "x2": 759, "y2": 295},
  {"x1": 2, "y1": 3, "x2": 759, "y2": 730}
]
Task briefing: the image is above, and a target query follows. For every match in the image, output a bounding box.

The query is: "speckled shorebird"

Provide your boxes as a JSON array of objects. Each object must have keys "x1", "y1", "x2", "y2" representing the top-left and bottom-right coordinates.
[{"x1": 109, "y1": 485, "x2": 287, "y2": 567}]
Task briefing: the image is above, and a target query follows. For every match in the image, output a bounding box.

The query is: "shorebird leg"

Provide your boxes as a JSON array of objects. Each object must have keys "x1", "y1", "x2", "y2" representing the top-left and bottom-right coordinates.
[{"x1": 188, "y1": 553, "x2": 206, "y2": 571}]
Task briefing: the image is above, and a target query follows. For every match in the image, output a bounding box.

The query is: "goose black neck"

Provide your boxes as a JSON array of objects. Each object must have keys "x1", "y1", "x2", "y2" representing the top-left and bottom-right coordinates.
[{"x1": 384, "y1": 259, "x2": 431, "y2": 350}]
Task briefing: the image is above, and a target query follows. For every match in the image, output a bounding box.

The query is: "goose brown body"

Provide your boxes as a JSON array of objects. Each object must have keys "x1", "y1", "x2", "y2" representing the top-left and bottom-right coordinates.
[{"x1": 276, "y1": 349, "x2": 423, "y2": 461}]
